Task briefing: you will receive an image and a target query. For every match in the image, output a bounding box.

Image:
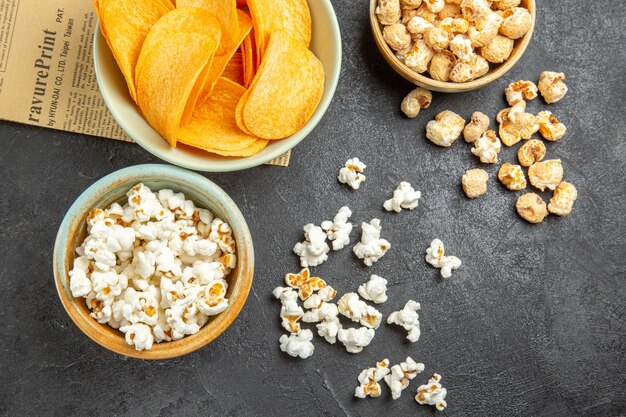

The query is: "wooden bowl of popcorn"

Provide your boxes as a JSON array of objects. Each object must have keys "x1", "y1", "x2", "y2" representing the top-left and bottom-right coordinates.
[
  {"x1": 53, "y1": 164, "x2": 254, "y2": 359},
  {"x1": 370, "y1": 0, "x2": 536, "y2": 92}
]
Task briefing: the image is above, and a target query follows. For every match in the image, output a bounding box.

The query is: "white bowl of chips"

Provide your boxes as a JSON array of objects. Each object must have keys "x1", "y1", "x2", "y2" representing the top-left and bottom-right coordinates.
[{"x1": 94, "y1": 0, "x2": 341, "y2": 172}]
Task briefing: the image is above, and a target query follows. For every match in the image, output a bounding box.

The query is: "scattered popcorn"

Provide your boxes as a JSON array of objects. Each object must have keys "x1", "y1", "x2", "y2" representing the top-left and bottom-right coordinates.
[
  {"x1": 385, "y1": 357, "x2": 425, "y2": 399},
  {"x1": 338, "y1": 292, "x2": 383, "y2": 329},
  {"x1": 536, "y1": 110, "x2": 567, "y2": 141},
  {"x1": 470, "y1": 129, "x2": 502, "y2": 164},
  {"x1": 498, "y1": 162, "x2": 527, "y2": 191},
  {"x1": 273, "y1": 286, "x2": 304, "y2": 334},
  {"x1": 279, "y1": 329, "x2": 315, "y2": 359},
  {"x1": 528, "y1": 159, "x2": 564, "y2": 191},
  {"x1": 517, "y1": 139, "x2": 546, "y2": 167},
  {"x1": 497, "y1": 101, "x2": 538, "y2": 146},
  {"x1": 357, "y1": 275, "x2": 388, "y2": 304},
  {"x1": 353, "y1": 219, "x2": 391, "y2": 266},
  {"x1": 285, "y1": 267, "x2": 327, "y2": 301},
  {"x1": 338, "y1": 158, "x2": 367, "y2": 190},
  {"x1": 426, "y1": 110, "x2": 466, "y2": 147},
  {"x1": 316, "y1": 313, "x2": 342, "y2": 344},
  {"x1": 415, "y1": 373, "x2": 448, "y2": 411},
  {"x1": 461, "y1": 168, "x2": 488, "y2": 199},
  {"x1": 463, "y1": 111, "x2": 490, "y2": 143},
  {"x1": 69, "y1": 184, "x2": 236, "y2": 351},
  {"x1": 480, "y1": 34, "x2": 514, "y2": 63},
  {"x1": 538, "y1": 71, "x2": 568, "y2": 104},
  {"x1": 384, "y1": 182, "x2": 422, "y2": 212},
  {"x1": 387, "y1": 300, "x2": 421, "y2": 342},
  {"x1": 355, "y1": 359, "x2": 391, "y2": 398},
  {"x1": 548, "y1": 181, "x2": 577, "y2": 216},
  {"x1": 293, "y1": 224, "x2": 330, "y2": 267},
  {"x1": 338, "y1": 327, "x2": 376, "y2": 353},
  {"x1": 400, "y1": 87, "x2": 433, "y2": 118},
  {"x1": 504, "y1": 80, "x2": 538, "y2": 106},
  {"x1": 376, "y1": 0, "x2": 402, "y2": 25},
  {"x1": 516, "y1": 192, "x2": 548, "y2": 224},
  {"x1": 303, "y1": 285, "x2": 337, "y2": 311},
  {"x1": 425, "y1": 238, "x2": 461, "y2": 278},
  {"x1": 321, "y1": 206, "x2": 353, "y2": 251},
  {"x1": 499, "y1": 7, "x2": 532, "y2": 39}
]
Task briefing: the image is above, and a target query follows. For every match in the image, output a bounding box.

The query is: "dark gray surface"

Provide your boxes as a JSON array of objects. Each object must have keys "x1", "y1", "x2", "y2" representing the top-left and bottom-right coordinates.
[{"x1": 1, "y1": 1, "x2": 625, "y2": 416}]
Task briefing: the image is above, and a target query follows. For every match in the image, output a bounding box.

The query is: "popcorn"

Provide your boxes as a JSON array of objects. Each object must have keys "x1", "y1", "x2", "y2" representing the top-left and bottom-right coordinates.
[
  {"x1": 538, "y1": 71, "x2": 568, "y2": 104},
  {"x1": 387, "y1": 300, "x2": 421, "y2": 342},
  {"x1": 470, "y1": 130, "x2": 501, "y2": 164},
  {"x1": 376, "y1": 0, "x2": 402, "y2": 25},
  {"x1": 517, "y1": 139, "x2": 546, "y2": 167},
  {"x1": 69, "y1": 257, "x2": 93, "y2": 297},
  {"x1": 439, "y1": 2, "x2": 461, "y2": 19},
  {"x1": 428, "y1": 51, "x2": 457, "y2": 82},
  {"x1": 353, "y1": 219, "x2": 391, "y2": 266},
  {"x1": 279, "y1": 329, "x2": 315, "y2": 359},
  {"x1": 415, "y1": 373, "x2": 448, "y2": 411},
  {"x1": 425, "y1": 239, "x2": 461, "y2": 278},
  {"x1": 338, "y1": 327, "x2": 375, "y2": 353},
  {"x1": 285, "y1": 267, "x2": 328, "y2": 300},
  {"x1": 528, "y1": 159, "x2": 564, "y2": 191},
  {"x1": 401, "y1": 0, "x2": 423, "y2": 9},
  {"x1": 303, "y1": 300, "x2": 338, "y2": 323},
  {"x1": 293, "y1": 224, "x2": 330, "y2": 267},
  {"x1": 384, "y1": 182, "x2": 422, "y2": 212},
  {"x1": 439, "y1": 17, "x2": 469, "y2": 34},
  {"x1": 316, "y1": 315, "x2": 342, "y2": 344},
  {"x1": 497, "y1": 101, "x2": 538, "y2": 146},
  {"x1": 354, "y1": 359, "x2": 391, "y2": 398},
  {"x1": 480, "y1": 34, "x2": 514, "y2": 63},
  {"x1": 463, "y1": 111, "x2": 489, "y2": 143},
  {"x1": 424, "y1": 27, "x2": 450, "y2": 51},
  {"x1": 504, "y1": 80, "x2": 538, "y2": 106},
  {"x1": 273, "y1": 286, "x2": 304, "y2": 334},
  {"x1": 406, "y1": 16, "x2": 434, "y2": 37},
  {"x1": 460, "y1": 0, "x2": 492, "y2": 22},
  {"x1": 385, "y1": 357, "x2": 425, "y2": 399},
  {"x1": 119, "y1": 323, "x2": 154, "y2": 351},
  {"x1": 357, "y1": 275, "x2": 388, "y2": 304},
  {"x1": 536, "y1": 110, "x2": 566, "y2": 141},
  {"x1": 516, "y1": 192, "x2": 548, "y2": 224},
  {"x1": 469, "y1": 12, "x2": 503, "y2": 48},
  {"x1": 400, "y1": 87, "x2": 432, "y2": 118},
  {"x1": 498, "y1": 162, "x2": 527, "y2": 191},
  {"x1": 338, "y1": 158, "x2": 367, "y2": 190},
  {"x1": 383, "y1": 23, "x2": 412, "y2": 52},
  {"x1": 449, "y1": 60, "x2": 475, "y2": 83},
  {"x1": 499, "y1": 7, "x2": 532, "y2": 39},
  {"x1": 321, "y1": 206, "x2": 353, "y2": 250},
  {"x1": 69, "y1": 184, "x2": 236, "y2": 351},
  {"x1": 492, "y1": 0, "x2": 520, "y2": 10},
  {"x1": 302, "y1": 285, "x2": 337, "y2": 310},
  {"x1": 338, "y1": 293, "x2": 382, "y2": 329},
  {"x1": 416, "y1": 3, "x2": 437, "y2": 23},
  {"x1": 426, "y1": 110, "x2": 465, "y2": 147},
  {"x1": 404, "y1": 39, "x2": 434, "y2": 73},
  {"x1": 548, "y1": 181, "x2": 577, "y2": 216},
  {"x1": 424, "y1": 0, "x2": 444, "y2": 13},
  {"x1": 461, "y1": 168, "x2": 488, "y2": 199}
]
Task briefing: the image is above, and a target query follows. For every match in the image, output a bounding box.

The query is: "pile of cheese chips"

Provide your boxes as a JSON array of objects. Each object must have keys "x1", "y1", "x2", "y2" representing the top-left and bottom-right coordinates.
[{"x1": 95, "y1": 0, "x2": 325, "y2": 157}]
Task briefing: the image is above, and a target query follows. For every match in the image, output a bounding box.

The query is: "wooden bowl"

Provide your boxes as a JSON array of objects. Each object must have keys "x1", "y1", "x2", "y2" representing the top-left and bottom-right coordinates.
[
  {"x1": 369, "y1": 0, "x2": 536, "y2": 93},
  {"x1": 53, "y1": 164, "x2": 254, "y2": 359}
]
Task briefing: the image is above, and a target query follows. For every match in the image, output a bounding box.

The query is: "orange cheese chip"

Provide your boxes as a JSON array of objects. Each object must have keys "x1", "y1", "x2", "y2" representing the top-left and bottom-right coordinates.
[
  {"x1": 178, "y1": 78, "x2": 268, "y2": 156},
  {"x1": 95, "y1": 0, "x2": 173, "y2": 102},
  {"x1": 240, "y1": 31, "x2": 256, "y2": 87},
  {"x1": 222, "y1": 52, "x2": 244, "y2": 86},
  {"x1": 136, "y1": 7, "x2": 220, "y2": 146},
  {"x1": 247, "y1": 0, "x2": 311, "y2": 61},
  {"x1": 240, "y1": 30, "x2": 324, "y2": 140}
]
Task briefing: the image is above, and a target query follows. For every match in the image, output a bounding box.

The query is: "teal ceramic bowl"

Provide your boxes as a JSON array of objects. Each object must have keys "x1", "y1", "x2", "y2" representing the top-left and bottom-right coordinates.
[
  {"x1": 53, "y1": 164, "x2": 254, "y2": 359},
  {"x1": 93, "y1": 0, "x2": 342, "y2": 172}
]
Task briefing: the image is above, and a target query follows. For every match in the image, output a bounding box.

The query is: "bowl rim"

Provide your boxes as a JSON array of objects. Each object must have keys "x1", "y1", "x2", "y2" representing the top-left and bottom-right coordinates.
[
  {"x1": 369, "y1": 0, "x2": 536, "y2": 93},
  {"x1": 93, "y1": 0, "x2": 342, "y2": 172},
  {"x1": 52, "y1": 164, "x2": 255, "y2": 359}
]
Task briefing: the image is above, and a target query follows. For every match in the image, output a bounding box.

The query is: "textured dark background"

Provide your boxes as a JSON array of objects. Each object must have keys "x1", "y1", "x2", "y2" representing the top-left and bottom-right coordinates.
[{"x1": 1, "y1": 0, "x2": 625, "y2": 416}]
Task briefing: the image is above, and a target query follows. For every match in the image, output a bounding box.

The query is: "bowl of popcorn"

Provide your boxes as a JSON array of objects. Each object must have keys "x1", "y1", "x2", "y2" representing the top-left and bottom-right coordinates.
[
  {"x1": 370, "y1": 0, "x2": 536, "y2": 92},
  {"x1": 53, "y1": 164, "x2": 254, "y2": 359}
]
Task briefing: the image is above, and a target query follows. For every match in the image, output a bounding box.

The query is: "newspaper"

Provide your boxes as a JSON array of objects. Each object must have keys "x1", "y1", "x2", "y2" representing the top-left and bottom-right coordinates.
[{"x1": 0, "y1": 0, "x2": 290, "y2": 167}]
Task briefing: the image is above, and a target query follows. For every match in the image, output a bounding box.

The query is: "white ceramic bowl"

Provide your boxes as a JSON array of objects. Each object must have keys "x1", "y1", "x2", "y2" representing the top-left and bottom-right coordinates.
[{"x1": 94, "y1": 1, "x2": 342, "y2": 172}]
